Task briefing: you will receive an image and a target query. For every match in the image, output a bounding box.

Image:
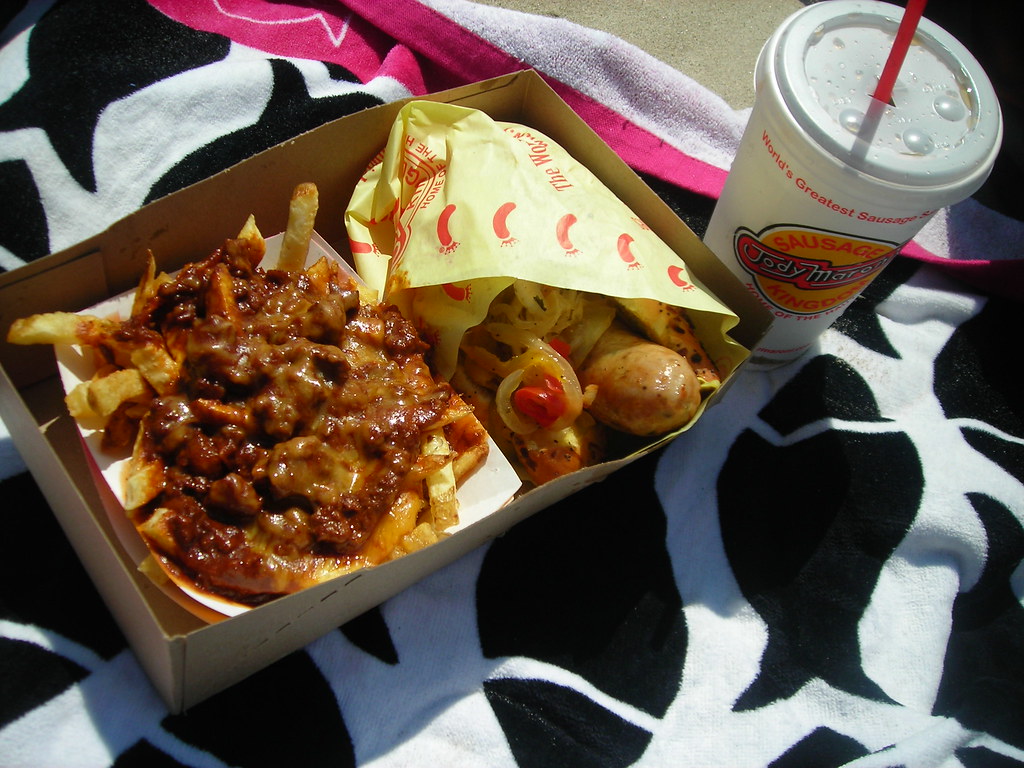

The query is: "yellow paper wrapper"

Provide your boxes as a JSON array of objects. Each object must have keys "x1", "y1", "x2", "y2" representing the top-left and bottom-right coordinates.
[{"x1": 345, "y1": 101, "x2": 743, "y2": 381}]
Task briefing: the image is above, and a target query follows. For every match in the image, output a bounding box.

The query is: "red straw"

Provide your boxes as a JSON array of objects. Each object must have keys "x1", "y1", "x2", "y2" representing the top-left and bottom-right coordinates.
[{"x1": 872, "y1": 0, "x2": 929, "y2": 104}]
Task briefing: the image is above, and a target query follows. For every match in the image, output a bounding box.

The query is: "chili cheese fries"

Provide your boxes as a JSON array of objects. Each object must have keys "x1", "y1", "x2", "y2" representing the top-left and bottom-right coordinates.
[{"x1": 8, "y1": 185, "x2": 490, "y2": 608}]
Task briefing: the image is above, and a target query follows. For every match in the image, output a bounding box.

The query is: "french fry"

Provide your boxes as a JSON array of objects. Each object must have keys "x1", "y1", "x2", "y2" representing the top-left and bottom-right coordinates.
[
  {"x1": 65, "y1": 381, "x2": 101, "y2": 423},
  {"x1": 162, "y1": 326, "x2": 189, "y2": 364},
  {"x1": 131, "y1": 252, "x2": 172, "y2": 317},
  {"x1": 358, "y1": 489, "x2": 423, "y2": 565},
  {"x1": 395, "y1": 522, "x2": 439, "y2": 557},
  {"x1": 135, "y1": 505, "x2": 175, "y2": 548},
  {"x1": 422, "y1": 429, "x2": 459, "y2": 530},
  {"x1": 204, "y1": 263, "x2": 242, "y2": 325},
  {"x1": 102, "y1": 402, "x2": 148, "y2": 451},
  {"x1": 7, "y1": 312, "x2": 111, "y2": 347},
  {"x1": 277, "y1": 182, "x2": 319, "y2": 272},
  {"x1": 447, "y1": 409, "x2": 490, "y2": 482},
  {"x1": 84, "y1": 367, "x2": 151, "y2": 420},
  {"x1": 304, "y1": 255, "x2": 332, "y2": 293},
  {"x1": 226, "y1": 214, "x2": 265, "y2": 268},
  {"x1": 124, "y1": 429, "x2": 165, "y2": 510},
  {"x1": 125, "y1": 344, "x2": 179, "y2": 396}
]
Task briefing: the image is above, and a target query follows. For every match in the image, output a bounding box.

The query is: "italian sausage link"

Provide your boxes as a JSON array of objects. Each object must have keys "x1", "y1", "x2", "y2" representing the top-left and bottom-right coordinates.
[{"x1": 579, "y1": 323, "x2": 700, "y2": 436}]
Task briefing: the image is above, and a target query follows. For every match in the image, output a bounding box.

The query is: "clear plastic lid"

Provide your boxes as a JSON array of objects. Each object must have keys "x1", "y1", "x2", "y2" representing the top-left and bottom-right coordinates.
[{"x1": 771, "y1": 1, "x2": 1001, "y2": 188}]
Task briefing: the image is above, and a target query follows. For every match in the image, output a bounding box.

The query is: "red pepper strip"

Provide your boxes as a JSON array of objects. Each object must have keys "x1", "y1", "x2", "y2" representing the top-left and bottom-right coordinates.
[
  {"x1": 513, "y1": 374, "x2": 566, "y2": 429},
  {"x1": 549, "y1": 337, "x2": 572, "y2": 359}
]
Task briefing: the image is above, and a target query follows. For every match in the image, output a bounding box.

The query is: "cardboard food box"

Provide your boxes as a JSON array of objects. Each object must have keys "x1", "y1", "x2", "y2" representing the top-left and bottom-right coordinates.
[{"x1": 0, "y1": 70, "x2": 770, "y2": 712}]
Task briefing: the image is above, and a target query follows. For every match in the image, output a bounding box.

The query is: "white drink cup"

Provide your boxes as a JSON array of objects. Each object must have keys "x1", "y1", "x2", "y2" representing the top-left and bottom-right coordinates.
[{"x1": 703, "y1": 0, "x2": 1002, "y2": 368}]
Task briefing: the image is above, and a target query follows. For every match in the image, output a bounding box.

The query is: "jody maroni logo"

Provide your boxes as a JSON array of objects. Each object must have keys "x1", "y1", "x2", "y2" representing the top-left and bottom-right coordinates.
[{"x1": 734, "y1": 224, "x2": 899, "y2": 316}]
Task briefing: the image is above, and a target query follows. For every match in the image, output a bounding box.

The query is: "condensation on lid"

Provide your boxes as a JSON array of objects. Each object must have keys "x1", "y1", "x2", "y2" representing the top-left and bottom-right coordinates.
[{"x1": 773, "y1": 1, "x2": 1001, "y2": 187}]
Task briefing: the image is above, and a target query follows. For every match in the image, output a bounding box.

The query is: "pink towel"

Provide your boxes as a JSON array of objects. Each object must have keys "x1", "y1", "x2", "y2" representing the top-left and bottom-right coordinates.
[{"x1": 151, "y1": 0, "x2": 1024, "y2": 301}]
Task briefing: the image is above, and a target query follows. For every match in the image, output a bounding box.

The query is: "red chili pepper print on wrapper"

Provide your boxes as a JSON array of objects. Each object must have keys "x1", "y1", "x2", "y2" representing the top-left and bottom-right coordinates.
[
  {"x1": 437, "y1": 203, "x2": 459, "y2": 254},
  {"x1": 556, "y1": 213, "x2": 580, "y2": 256},
  {"x1": 617, "y1": 233, "x2": 643, "y2": 270},
  {"x1": 667, "y1": 265, "x2": 694, "y2": 290},
  {"x1": 441, "y1": 282, "x2": 472, "y2": 302},
  {"x1": 493, "y1": 202, "x2": 517, "y2": 246}
]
